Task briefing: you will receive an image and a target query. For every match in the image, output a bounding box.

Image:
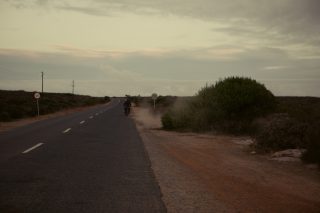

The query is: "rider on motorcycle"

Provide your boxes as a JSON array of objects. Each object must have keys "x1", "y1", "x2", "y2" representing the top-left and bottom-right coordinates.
[{"x1": 123, "y1": 98, "x2": 132, "y2": 116}]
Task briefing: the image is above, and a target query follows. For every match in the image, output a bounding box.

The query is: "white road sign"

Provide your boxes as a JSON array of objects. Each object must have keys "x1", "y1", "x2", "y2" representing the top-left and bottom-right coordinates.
[
  {"x1": 34, "y1": 92, "x2": 41, "y2": 99},
  {"x1": 151, "y1": 93, "x2": 158, "y2": 110},
  {"x1": 151, "y1": 93, "x2": 158, "y2": 100}
]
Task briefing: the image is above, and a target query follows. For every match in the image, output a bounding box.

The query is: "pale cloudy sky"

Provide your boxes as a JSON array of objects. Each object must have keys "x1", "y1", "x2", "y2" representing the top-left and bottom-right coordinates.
[{"x1": 0, "y1": 0, "x2": 320, "y2": 96}]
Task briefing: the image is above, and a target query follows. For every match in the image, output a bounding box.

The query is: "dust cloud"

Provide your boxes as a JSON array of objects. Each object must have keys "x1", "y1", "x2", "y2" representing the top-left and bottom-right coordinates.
[{"x1": 133, "y1": 107, "x2": 162, "y2": 129}]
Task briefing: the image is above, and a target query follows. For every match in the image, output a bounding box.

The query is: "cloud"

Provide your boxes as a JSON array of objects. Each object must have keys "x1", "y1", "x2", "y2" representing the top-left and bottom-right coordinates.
[
  {"x1": 53, "y1": 44, "x2": 247, "y2": 61},
  {"x1": 263, "y1": 66, "x2": 289, "y2": 71},
  {"x1": 53, "y1": 45, "x2": 123, "y2": 59},
  {"x1": 6, "y1": 0, "x2": 320, "y2": 50},
  {"x1": 7, "y1": 0, "x2": 320, "y2": 28},
  {"x1": 56, "y1": 5, "x2": 112, "y2": 17}
]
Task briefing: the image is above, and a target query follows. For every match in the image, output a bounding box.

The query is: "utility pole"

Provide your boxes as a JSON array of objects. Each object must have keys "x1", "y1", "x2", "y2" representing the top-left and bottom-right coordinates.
[
  {"x1": 41, "y1": 71, "x2": 44, "y2": 93},
  {"x1": 72, "y1": 80, "x2": 75, "y2": 95}
]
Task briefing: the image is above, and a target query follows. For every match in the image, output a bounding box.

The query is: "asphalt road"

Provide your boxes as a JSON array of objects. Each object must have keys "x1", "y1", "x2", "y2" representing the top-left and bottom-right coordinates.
[{"x1": 0, "y1": 99, "x2": 166, "y2": 213}]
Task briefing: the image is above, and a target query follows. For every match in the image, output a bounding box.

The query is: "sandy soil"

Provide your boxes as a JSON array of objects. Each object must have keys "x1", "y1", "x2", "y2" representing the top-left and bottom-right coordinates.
[
  {"x1": 0, "y1": 103, "x2": 108, "y2": 133},
  {"x1": 132, "y1": 107, "x2": 320, "y2": 213}
]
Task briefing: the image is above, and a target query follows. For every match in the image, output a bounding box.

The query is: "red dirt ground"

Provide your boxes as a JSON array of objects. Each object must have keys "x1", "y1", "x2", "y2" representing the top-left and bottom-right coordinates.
[{"x1": 133, "y1": 107, "x2": 320, "y2": 213}]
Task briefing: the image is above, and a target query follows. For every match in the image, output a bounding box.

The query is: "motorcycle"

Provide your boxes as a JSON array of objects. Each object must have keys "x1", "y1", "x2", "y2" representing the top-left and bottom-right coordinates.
[
  {"x1": 123, "y1": 99, "x2": 132, "y2": 116},
  {"x1": 124, "y1": 106, "x2": 130, "y2": 116}
]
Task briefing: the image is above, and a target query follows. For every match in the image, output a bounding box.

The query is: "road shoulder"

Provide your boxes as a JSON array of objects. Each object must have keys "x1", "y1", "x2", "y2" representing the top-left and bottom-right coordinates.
[{"x1": 132, "y1": 107, "x2": 320, "y2": 212}]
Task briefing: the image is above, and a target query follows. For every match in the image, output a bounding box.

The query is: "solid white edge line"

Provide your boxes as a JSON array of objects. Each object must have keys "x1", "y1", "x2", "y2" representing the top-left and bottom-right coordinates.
[
  {"x1": 63, "y1": 128, "x2": 71, "y2": 133},
  {"x1": 22, "y1": 143, "x2": 44, "y2": 154}
]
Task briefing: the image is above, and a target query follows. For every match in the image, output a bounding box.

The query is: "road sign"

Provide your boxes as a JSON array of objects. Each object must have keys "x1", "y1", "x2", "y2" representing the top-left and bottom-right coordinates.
[
  {"x1": 34, "y1": 92, "x2": 40, "y2": 116},
  {"x1": 151, "y1": 93, "x2": 158, "y2": 110},
  {"x1": 34, "y1": 92, "x2": 41, "y2": 99},
  {"x1": 151, "y1": 93, "x2": 158, "y2": 100}
]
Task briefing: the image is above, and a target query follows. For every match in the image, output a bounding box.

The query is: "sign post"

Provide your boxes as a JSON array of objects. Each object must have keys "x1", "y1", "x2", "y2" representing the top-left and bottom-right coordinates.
[
  {"x1": 151, "y1": 93, "x2": 158, "y2": 110},
  {"x1": 34, "y1": 92, "x2": 41, "y2": 117}
]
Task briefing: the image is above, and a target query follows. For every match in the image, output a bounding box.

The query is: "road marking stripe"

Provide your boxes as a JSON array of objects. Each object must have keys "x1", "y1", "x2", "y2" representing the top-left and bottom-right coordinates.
[
  {"x1": 63, "y1": 128, "x2": 71, "y2": 133},
  {"x1": 95, "y1": 113, "x2": 99, "y2": 115},
  {"x1": 89, "y1": 116, "x2": 93, "y2": 119},
  {"x1": 80, "y1": 120, "x2": 85, "y2": 124},
  {"x1": 22, "y1": 143, "x2": 44, "y2": 154}
]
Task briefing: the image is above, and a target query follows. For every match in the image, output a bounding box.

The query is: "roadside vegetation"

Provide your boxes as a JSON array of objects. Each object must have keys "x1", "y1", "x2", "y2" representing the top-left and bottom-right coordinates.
[
  {"x1": 0, "y1": 90, "x2": 109, "y2": 122},
  {"x1": 160, "y1": 77, "x2": 320, "y2": 166},
  {"x1": 162, "y1": 77, "x2": 276, "y2": 132}
]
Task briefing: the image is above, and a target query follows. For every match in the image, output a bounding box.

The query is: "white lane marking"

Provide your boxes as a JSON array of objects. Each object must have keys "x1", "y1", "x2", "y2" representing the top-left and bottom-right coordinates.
[
  {"x1": 95, "y1": 113, "x2": 99, "y2": 116},
  {"x1": 63, "y1": 128, "x2": 71, "y2": 133},
  {"x1": 22, "y1": 143, "x2": 44, "y2": 154},
  {"x1": 80, "y1": 120, "x2": 85, "y2": 124},
  {"x1": 89, "y1": 116, "x2": 93, "y2": 119}
]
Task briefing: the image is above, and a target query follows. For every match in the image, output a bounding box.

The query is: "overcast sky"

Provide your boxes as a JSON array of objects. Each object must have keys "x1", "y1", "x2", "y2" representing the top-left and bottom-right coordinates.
[{"x1": 1, "y1": 0, "x2": 320, "y2": 96}]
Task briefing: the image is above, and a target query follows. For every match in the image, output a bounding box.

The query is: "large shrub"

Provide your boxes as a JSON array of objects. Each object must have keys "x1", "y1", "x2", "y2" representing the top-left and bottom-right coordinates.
[
  {"x1": 213, "y1": 77, "x2": 276, "y2": 121},
  {"x1": 161, "y1": 112, "x2": 175, "y2": 130},
  {"x1": 302, "y1": 126, "x2": 320, "y2": 165},
  {"x1": 162, "y1": 77, "x2": 276, "y2": 133},
  {"x1": 253, "y1": 114, "x2": 308, "y2": 152},
  {"x1": 273, "y1": 97, "x2": 320, "y2": 165}
]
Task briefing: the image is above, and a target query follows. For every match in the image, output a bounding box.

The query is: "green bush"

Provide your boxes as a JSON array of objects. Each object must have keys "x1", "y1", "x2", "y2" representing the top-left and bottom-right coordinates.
[
  {"x1": 302, "y1": 124, "x2": 320, "y2": 165},
  {"x1": 161, "y1": 77, "x2": 276, "y2": 133},
  {"x1": 161, "y1": 112, "x2": 175, "y2": 130},
  {"x1": 254, "y1": 114, "x2": 308, "y2": 152},
  {"x1": 264, "y1": 97, "x2": 320, "y2": 165},
  {"x1": 254, "y1": 113, "x2": 320, "y2": 165},
  {"x1": 213, "y1": 77, "x2": 276, "y2": 120}
]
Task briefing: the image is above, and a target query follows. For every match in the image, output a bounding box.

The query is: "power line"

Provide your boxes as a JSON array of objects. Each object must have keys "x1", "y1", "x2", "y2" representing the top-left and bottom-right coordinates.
[
  {"x1": 41, "y1": 71, "x2": 44, "y2": 93},
  {"x1": 72, "y1": 80, "x2": 75, "y2": 94}
]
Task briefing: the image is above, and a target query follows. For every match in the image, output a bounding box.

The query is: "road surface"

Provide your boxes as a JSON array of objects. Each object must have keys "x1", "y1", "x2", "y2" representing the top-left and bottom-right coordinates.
[{"x1": 0, "y1": 99, "x2": 166, "y2": 213}]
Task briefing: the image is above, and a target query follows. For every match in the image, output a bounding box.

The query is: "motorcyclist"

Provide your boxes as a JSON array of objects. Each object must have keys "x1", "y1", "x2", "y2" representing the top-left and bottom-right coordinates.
[{"x1": 123, "y1": 98, "x2": 132, "y2": 116}]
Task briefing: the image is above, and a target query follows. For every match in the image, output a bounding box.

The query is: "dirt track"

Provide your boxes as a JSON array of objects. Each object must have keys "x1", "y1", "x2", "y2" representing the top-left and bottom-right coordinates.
[{"x1": 133, "y1": 107, "x2": 320, "y2": 213}]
